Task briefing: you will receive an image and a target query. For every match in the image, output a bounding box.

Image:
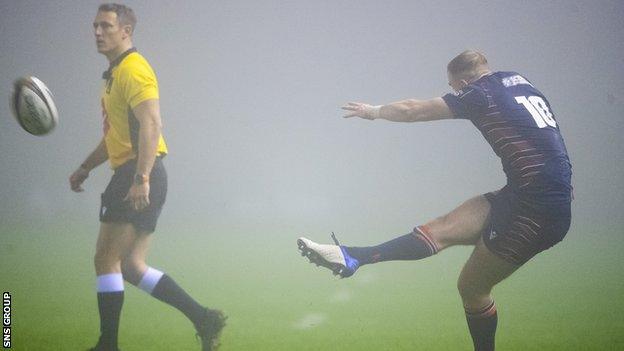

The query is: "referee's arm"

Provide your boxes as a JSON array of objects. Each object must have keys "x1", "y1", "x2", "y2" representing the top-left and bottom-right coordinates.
[
  {"x1": 123, "y1": 98, "x2": 162, "y2": 211},
  {"x1": 132, "y1": 98, "x2": 162, "y2": 179},
  {"x1": 70, "y1": 138, "x2": 108, "y2": 192}
]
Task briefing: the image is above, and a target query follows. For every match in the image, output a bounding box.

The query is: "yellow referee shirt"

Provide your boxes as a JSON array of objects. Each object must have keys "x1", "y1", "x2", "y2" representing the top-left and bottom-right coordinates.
[{"x1": 101, "y1": 49, "x2": 168, "y2": 169}]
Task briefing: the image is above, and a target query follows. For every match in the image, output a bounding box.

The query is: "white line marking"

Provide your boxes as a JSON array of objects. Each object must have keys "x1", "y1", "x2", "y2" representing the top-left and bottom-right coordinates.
[{"x1": 293, "y1": 313, "x2": 327, "y2": 330}]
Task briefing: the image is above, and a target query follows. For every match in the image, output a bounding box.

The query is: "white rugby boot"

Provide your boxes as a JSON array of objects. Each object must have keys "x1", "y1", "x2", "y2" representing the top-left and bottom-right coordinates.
[{"x1": 297, "y1": 234, "x2": 360, "y2": 278}]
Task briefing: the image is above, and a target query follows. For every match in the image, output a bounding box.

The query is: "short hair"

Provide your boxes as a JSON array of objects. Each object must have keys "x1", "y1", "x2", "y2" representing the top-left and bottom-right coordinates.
[
  {"x1": 98, "y1": 3, "x2": 137, "y2": 34},
  {"x1": 447, "y1": 50, "x2": 489, "y2": 81}
]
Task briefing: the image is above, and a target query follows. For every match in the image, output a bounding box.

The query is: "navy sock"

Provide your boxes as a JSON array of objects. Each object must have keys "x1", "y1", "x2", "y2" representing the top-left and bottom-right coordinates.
[
  {"x1": 151, "y1": 274, "x2": 205, "y2": 326},
  {"x1": 465, "y1": 301, "x2": 498, "y2": 351},
  {"x1": 96, "y1": 291, "x2": 124, "y2": 349},
  {"x1": 344, "y1": 227, "x2": 438, "y2": 265}
]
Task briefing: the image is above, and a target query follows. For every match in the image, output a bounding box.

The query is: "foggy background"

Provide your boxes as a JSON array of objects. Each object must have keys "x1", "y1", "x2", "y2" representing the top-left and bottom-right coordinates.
[{"x1": 1, "y1": 0, "x2": 623, "y2": 240}]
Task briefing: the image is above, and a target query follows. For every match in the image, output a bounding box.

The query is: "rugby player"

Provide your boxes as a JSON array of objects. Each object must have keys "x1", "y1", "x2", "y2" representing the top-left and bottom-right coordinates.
[
  {"x1": 69, "y1": 4, "x2": 225, "y2": 350},
  {"x1": 298, "y1": 50, "x2": 572, "y2": 351}
]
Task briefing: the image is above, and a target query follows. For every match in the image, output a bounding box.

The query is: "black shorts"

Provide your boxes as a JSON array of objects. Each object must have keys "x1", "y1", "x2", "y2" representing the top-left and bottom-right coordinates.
[
  {"x1": 482, "y1": 186, "x2": 571, "y2": 265},
  {"x1": 100, "y1": 157, "x2": 167, "y2": 233}
]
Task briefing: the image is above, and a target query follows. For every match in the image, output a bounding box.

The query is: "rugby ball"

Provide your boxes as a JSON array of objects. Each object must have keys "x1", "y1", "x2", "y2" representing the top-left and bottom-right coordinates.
[{"x1": 10, "y1": 76, "x2": 58, "y2": 135}]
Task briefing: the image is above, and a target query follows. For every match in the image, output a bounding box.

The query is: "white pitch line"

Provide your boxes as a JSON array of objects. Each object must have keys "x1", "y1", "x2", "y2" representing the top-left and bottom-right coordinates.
[{"x1": 292, "y1": 313, "x2": 327, "y2": 330}]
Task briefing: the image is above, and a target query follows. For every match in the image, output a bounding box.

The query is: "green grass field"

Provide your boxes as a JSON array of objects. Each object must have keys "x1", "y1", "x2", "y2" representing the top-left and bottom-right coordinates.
[{"x1": 2, "y1": 221, "x2": 623, "y2": 350}]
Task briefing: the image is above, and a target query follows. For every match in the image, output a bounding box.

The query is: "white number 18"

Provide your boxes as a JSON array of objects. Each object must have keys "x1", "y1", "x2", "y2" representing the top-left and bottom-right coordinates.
[{"x1": 515, "y1": 95, "x2": 557, "y2": 128}]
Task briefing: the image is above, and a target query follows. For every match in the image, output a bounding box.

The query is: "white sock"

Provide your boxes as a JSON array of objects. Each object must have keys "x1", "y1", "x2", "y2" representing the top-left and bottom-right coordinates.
[
  {"x1": 138, "y1": 267, "x2": 164, "y2": 294},
  {"x1": 97, "y1": 273, "x2": 124, "y2": 293}
]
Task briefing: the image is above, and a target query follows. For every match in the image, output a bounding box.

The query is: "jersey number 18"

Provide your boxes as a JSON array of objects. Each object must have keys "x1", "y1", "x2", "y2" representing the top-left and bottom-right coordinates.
[{"x1": 515, "y1": 96, "x2": 557, "y2": 128}]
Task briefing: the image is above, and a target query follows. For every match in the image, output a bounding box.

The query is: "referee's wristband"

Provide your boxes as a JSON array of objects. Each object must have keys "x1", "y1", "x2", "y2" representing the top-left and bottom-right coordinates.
[
  {"x1": 80, "y1": 163, "x2": 91, "y2": 172},
  {"x1": 134, "y1": 173, "x2": 149, "y2": 185}
]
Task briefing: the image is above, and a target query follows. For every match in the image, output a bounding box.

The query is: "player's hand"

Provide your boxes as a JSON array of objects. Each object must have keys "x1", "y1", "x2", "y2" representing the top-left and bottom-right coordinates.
[
  {"x1": 69, "y1": 167, "x2": 90, "y2": 192},
  {"x1": 124, "y1": 183, "x2": 150, "y2": 211},
  {"x1": 341, "y1": 102, "x2": 380, "y2": 120}
]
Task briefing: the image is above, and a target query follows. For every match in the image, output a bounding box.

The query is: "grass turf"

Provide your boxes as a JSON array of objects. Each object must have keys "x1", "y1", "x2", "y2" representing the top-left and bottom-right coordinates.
[{"x1": 1, "y1": 221, "x2": 623, "y2": 350}]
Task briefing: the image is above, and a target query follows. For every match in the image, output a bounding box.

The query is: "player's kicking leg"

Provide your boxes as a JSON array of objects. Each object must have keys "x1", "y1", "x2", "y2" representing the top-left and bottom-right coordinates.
[
  {"x1": 298, "y1": 195, "x2": 507, "y2": 349},
  {"x1": 120, "y1": 232, "x2": 226, "y2": 351},
  {"x1": 298, "y1": 195, "x2": 491, "y2": 277}
]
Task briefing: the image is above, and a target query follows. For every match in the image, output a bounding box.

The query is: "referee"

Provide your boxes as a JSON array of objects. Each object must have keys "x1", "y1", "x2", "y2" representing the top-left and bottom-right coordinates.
[{"x1": 69, "y1": 4, "x2": 225, "y2": 351}]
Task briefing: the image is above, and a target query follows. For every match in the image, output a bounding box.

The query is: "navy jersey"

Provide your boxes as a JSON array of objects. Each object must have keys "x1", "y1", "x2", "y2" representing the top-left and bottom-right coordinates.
[{"x1": 442, "y1": 71, "x2": 572, "y2": 204}]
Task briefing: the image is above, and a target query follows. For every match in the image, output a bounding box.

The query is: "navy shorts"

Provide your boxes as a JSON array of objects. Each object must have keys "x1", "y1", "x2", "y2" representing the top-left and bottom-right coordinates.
[
  {"x1": 482, "y1": 186, "x2": 571, "y2": 265},
  {"x1": 100, "y1": 157, "x2": 167, "y2": 233}
]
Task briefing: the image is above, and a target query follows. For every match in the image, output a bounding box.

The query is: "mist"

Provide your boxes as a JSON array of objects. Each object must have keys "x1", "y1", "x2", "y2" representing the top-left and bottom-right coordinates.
[{"x1": 1, "y1": 0, "x2": 623, "y2": 242}]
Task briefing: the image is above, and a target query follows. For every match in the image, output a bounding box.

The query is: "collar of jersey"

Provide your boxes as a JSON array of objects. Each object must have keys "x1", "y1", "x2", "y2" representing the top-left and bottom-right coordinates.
[{"x1": 102, "y1": 47, "x2": 137, "y2": 79}]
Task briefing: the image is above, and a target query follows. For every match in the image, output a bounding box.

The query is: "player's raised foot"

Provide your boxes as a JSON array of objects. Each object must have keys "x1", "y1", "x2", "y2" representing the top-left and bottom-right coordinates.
[
  {"x1": 297, "y1": 234, "x2": 360, "y2": 278},
  {"x1": 195, "y1": 308, "x2": 227, "y2": 351}
]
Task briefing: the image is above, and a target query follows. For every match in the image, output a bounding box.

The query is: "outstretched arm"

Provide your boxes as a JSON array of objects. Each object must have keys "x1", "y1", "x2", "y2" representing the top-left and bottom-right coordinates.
[{"x1": 342, "y1": 97, "x2": 452, "y2": 122}]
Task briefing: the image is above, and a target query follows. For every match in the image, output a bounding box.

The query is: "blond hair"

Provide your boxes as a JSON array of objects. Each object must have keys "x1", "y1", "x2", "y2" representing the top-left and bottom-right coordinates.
[{"x1": 447, "y1": 50, "x2": 490, "y2": 82}]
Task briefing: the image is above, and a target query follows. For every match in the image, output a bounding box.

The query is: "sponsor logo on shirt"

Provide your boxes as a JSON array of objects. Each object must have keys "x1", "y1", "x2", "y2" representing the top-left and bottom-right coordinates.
[{"x1": 502, "y1": 75, "x2": 533, "y2": 88}]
